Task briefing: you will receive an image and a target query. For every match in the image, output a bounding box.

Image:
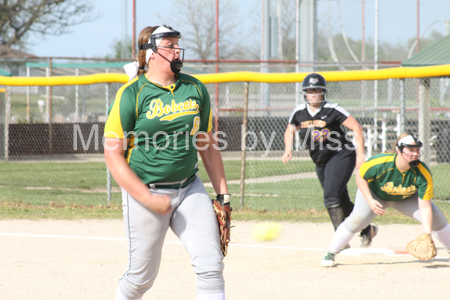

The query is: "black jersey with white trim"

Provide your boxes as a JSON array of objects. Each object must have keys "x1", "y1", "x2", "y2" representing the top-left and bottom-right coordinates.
[{"x1": 288, "y1": 102, "x2": 354, "y2": 166}]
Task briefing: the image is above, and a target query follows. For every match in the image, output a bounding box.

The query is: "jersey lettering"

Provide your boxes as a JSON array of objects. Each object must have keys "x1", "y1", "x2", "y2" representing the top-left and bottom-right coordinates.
[
  {"x1": 380, "y1": 182, "x2": 417, "y2": 198},
  {"x1": 146, "y1": 99, "x2": 200, "y2": 121},
  {"x1": 301, "y1": 120, "x2": 327, "y2": 128},
  {"x1": 190, "y1": 116, "x2": 200, "y2": 135}
]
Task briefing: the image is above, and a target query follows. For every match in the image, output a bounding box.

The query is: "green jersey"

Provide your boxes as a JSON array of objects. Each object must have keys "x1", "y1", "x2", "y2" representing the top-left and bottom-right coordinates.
[
  {"x1": 359, "y1": 153, "x2": 433, "y2": 201},
  {"x1": 104, "y1": 73, "x2": 212, "y2": 184}
]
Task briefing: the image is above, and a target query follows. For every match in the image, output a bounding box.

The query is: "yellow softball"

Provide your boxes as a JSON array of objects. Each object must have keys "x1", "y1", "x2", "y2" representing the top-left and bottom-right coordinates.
[{"x1": 252, "y1": 222, "x2": 282, "y2": 242}]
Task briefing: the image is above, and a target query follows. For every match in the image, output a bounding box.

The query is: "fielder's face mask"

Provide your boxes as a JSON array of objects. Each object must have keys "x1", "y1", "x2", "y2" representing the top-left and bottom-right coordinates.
[
  {"x1": 138, "y1": 25, "x2": 185, "y2": 74},
  {"x1": 302, "y1": 88, "x2": 327, "y2": 105},
  {"x1": 397, "y1": 134, "x2": 423, "y2": 168}
]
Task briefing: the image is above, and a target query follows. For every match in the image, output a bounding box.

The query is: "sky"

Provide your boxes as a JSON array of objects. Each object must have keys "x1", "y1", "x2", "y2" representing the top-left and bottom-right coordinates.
[{"x1": 28, "y1": 0, "x2": 450, "y2": 59}]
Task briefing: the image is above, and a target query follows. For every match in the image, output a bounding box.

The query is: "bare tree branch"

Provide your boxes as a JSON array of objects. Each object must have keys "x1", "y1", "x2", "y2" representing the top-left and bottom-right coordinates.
[
  {"x1": 162, "y1": 0, "x2": 241, "y2": 60},
  {"x1": 0, "y1": 0, "x2": 100, "y2": 48}
]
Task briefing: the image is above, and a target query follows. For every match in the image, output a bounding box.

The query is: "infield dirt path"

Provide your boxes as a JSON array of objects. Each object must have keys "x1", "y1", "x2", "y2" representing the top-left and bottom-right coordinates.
[{"x1": 0, "y1": 220, "x2": 448, "y2": 300}]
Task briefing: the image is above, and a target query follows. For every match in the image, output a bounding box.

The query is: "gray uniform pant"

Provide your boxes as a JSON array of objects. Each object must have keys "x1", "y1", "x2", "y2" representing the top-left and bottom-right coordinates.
[
  {"x1": 343, "y1": 189, "x2": 448, "y2": 233},
  {"x1": 117, "y1": 176, "x2": 224, "y2": 299}
]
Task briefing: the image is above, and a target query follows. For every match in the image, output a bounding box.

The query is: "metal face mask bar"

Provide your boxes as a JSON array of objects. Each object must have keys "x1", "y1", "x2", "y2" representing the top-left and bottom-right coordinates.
[
  {"x1": 397, "y1": 134, "x2": 423, "y2": 168},
  {"x1": 138, "y1": 30, "x2": 182, "y2": 52},
  {"x1": 301, "y1": 73, "x2": 327, "y2": 104},
  {"x1": 138, "y1": 26, "x2": 185, "y2": 74}
]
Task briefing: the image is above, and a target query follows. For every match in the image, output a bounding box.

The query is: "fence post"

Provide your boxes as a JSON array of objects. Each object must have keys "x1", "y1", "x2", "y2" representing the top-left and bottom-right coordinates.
[
  {"x1": 239, "y1": 82, "x2": 249, "y2": 210},
  {"x1": 361, "y1": 80, "x2": 366, "y2": 118},
  {"x1": 27, "y1": 67, "x2": 30, "y2": 123},
  {"x1": 387, "y1": 78, "x2": 393, "y2": 106},
  {"x1": 381, "y1": 118, "x2": 387, "y2": 152},
  {"x1": 4, "y1": 87, "x2": 10, "y2": 161},
  {"x1": 366, "y1": 126, "x2": 373, "y2": 157},
  {"x1": 419, "y1": 78, "x2": 431, "y2": 165},
  {"x1": 373, "y1": 79, "x2": 378, "y2": 150},
  {"x1": 399, "y1": 79, "x2": 405, "y2": 133},
  {"x1": 214, "y1": 83, "x2": 219, "y2": 132},
  {"x1": 439, "y1": 78, "x2": 449, "y2": 107},
  {"x1": 75, "y1": 68, "x2": 79, "y2": 122},
  {"x1": 47, "y1": 58, "x2": 53, "y2": 155},
  {"x1": 105, "y1": 69, "x2": 111, "y2": 206}
]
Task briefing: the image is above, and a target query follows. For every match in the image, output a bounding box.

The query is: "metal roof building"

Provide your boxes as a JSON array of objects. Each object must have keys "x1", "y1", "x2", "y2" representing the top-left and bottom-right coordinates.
[
  {"x1": 401, "y1": 35, "x2": 450, "y2": 67},
  {"x1": 0, "y1": 68, "x2": 11, "y2": 76}
]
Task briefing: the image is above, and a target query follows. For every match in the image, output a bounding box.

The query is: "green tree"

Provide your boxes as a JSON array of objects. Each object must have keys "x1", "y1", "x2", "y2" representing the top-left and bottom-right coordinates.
[
  {"x1": 278, "y1": 0, "x2": 297, "y2": 61},
  {"x1": 108, "y1": 38, "x2": 133, "y2": 60}
]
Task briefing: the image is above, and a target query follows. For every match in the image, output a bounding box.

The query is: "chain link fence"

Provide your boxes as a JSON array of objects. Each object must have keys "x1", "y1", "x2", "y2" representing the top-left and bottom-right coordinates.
[
  {"x1": 1, "y1": 70, "x2": 450, "y2": 211},
  {"x1": 207, "y1": 77, "x2": 450, "y2": 211},
  {"x1": 0, "y1": 81, "x2": 123, "y2": 206}
]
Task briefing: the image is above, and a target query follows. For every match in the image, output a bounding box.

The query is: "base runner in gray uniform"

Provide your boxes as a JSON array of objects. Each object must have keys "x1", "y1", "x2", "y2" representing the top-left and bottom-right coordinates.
[{"x1": 104, "y1": 25, "x2": 229, "y2": 300}]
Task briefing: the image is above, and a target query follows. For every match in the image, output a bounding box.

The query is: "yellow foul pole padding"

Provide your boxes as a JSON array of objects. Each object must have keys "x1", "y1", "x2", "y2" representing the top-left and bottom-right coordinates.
[{"x1": 0, "y1": 64, "x2": 449, "y2": 86}]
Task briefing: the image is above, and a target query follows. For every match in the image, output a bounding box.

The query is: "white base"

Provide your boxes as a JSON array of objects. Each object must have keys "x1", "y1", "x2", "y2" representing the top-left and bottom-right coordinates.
[{"x1": 340, "y1": 248, "x2": 396, "y2": 256}]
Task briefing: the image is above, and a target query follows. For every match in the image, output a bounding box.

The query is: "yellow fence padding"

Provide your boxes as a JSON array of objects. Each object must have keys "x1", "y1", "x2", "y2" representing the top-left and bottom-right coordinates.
[
  {"x1": 194, "y1": 64, "x2": 450, "y2": 83},
  {"x1": 0, "y1": 64, "x2": 449, "y2": 86}
]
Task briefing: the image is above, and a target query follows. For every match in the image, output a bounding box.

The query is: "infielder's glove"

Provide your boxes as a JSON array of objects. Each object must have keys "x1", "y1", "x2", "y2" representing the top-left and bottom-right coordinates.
[
  {"x1": 407, "y1": 233, "x2": 437, "y2": 261},
  {"x1": 212, "y1": 194, "x2": 232, "y2": 257}
]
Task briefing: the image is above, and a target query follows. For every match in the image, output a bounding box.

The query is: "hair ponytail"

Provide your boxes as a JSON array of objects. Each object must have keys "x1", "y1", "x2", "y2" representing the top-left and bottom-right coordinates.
[{"x1": 137, "y1": 26, "x2": 158, "y2": 77}]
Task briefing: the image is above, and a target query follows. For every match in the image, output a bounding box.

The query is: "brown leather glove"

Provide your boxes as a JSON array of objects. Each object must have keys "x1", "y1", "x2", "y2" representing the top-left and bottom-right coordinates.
[
  {"x1": 212, "y1": 194, "x2": 232, "y2": 257},
  {"x1": 407, "y1": 233, "x2": 437, "y2": 261}
]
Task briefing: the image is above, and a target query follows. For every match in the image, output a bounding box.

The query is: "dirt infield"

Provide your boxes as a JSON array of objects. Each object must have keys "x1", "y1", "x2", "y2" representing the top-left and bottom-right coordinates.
[{"x1": 0, "y1": 220, "x2": 449, "y2": 300}]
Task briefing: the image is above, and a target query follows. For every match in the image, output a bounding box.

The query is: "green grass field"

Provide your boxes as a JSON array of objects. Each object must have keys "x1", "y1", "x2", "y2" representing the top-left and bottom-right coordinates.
[
  {"x1": 8, "y1": 93, "x2": 108, "y2": 123},
  {"x1": 1, "y1": 160, "x2": 449, "y2": 216}
]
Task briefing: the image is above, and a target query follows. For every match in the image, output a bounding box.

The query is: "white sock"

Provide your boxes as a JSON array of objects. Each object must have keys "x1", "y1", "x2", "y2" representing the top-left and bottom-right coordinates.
[
  {"x1": 433, "y1": 224, "x2": 450, "y2": 249},
  {"x1": 115, "y1": 285, "x2": 143, "y2": 300},
  {"x1": 328, "y1": 225, "x2": 356, "y2": 253},
  {"x1": 197, "y1": 291, "x2": 225, "y2": 300}
]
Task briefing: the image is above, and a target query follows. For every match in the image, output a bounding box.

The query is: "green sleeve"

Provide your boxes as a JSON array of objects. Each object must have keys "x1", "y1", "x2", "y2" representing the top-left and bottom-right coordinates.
[
  {"x1": 359, "y1": 161, "x2": 378, "y2": 181},
  {"x1": 198, "y1": 83, "x2": 213, "y2": 133},
  {"x1": 104, "y1": 85, "x2": 137, "y2": 138},
  {"x1": 416, "y1": 163, "x2": 434, "y2": 200}
]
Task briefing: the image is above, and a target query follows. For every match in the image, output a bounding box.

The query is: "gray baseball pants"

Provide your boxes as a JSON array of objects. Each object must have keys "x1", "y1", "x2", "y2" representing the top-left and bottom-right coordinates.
[
  {"x1": 343, "y1": 189, "x2": 448, "y2": 233},
  {"x1": 117, "y1": 176, "x2": 224, "y2": 299}
]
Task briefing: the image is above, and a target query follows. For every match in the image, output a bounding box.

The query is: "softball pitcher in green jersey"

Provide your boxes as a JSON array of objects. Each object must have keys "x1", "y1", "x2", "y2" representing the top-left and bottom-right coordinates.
[
  {"x1": 321, "y1": 133, "x2": 450, "y2": 267},
  {"x1": 104, "y1": 25, "x2": 229, "y2": 300}
]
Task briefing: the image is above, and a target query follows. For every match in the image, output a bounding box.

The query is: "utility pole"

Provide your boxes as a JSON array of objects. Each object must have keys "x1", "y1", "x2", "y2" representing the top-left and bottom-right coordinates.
[{"x1": 132, "y1": 0, "x2": 136, "y2": 60}]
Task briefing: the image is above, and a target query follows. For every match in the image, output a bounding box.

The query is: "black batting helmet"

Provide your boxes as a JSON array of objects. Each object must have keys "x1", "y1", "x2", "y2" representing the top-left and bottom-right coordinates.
[{"x1": 302, "y1": 73, "x2": 327, "y2": 103}]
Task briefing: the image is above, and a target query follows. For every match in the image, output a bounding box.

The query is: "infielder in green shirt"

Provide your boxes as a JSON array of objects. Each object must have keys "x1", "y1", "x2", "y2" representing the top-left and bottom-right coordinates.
[
  {"x1": 321, "y1": 133, "x2": 450, "y2": 267},
  {"x1": 104, "y1": 25, "x2": 229, "y2": 300}
]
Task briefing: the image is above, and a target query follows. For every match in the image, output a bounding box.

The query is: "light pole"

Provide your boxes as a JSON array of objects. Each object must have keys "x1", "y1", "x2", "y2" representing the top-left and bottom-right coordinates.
[{"x1": 132, "y1": 0, "x2": 136, "y2": 61}]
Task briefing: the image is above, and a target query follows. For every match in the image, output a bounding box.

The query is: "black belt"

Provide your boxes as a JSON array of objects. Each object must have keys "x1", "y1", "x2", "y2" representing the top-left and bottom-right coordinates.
[{"x1": 149, "y1": 174, "x2": 197, "y2": 189}]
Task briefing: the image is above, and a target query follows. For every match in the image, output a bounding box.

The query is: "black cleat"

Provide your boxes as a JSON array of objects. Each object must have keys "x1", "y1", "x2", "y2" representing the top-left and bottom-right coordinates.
[{"x1": 360, "y1": 225, "x2": 378, "y2": 248}]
